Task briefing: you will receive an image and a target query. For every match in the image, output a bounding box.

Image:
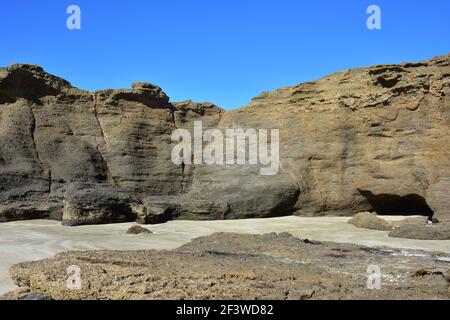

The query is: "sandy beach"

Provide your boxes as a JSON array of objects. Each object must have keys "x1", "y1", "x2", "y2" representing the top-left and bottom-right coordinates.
[{"x1": 1, "y1": 215, "x2": 450, "y2": 296}]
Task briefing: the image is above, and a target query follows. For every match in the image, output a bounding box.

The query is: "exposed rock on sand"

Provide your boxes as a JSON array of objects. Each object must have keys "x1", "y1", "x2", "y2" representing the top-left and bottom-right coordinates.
[
  {"x1": 346, "y1": 214, "x2": 450, "y2": 240},
  {"x1": 348, "y1": 212, "x2": 394, "y2": 231},
  {"x1": 62, "y1": 182, "x2": 147, "y2": 226},
  {"x1": 1, "y1": 54, "x2": 449, "y2": 225},
  {"x1": 3, "y1": 233, "x2": 450, "y2": 300},
  {"x1": 126, "y1": 225, "x2": 152, "y2": 235},
  {"x1": 389, "y1": 218, "x2": 450, "y2": 240}
]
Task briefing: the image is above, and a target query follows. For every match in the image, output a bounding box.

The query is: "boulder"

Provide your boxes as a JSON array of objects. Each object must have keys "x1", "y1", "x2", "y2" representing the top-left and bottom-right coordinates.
[
  {"x1": 61, "y1": 182, "x2": 146, "y2": 226},
  {"x1": 126, "y1": 225, "x2": 152, "y2": 235},
  {"x1": 348, "y1": 212, "x2": 394, "y2": 231}
]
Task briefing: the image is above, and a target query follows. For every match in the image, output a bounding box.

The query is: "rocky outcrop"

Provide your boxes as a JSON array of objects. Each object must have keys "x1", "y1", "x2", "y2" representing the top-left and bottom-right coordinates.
[
  {"x1": 3, "y1": 233, "x2": 450, "y2": 300},
  {"x1": 126, "y1": 225, "x2": 152, "y2": 235},
  {"x1": 348, "y1": 212, "x2": 394, "y2": 231},
  {"x1": 61, "y1": 182, "x2": 146, "y2": 226},
  {"x1": 389, "y1": 217, "x2": 450, "y2": 240},
  {"x1": 0, "y1": 54, "x2": 449, "y2": 225}
]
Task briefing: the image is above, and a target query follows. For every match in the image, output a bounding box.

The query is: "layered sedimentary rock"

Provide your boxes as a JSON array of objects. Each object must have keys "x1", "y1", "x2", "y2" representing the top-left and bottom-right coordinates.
[{"x1": 0, "y1": 54, "x2": 449, "y2": 225}]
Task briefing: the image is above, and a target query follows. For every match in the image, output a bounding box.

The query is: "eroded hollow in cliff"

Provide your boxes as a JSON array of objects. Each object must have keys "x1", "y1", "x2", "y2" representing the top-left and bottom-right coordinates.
[
  {"x1": 358, "y1": 190, "x2": 434, "y2": 218},
  {"x1": 0, "y1": 68, "x2": 61, "y2": 104}
]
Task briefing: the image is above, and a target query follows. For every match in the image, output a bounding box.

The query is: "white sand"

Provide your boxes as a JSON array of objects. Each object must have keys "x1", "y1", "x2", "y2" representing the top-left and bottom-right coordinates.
[{"x1": 1, "y1": 215, "x2": 449, "y2": 295}]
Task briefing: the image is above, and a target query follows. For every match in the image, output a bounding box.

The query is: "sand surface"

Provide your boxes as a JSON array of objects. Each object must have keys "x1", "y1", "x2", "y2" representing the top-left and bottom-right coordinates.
[{"x1": 1, "y1": 215, "x2": 449, "y2": 295}]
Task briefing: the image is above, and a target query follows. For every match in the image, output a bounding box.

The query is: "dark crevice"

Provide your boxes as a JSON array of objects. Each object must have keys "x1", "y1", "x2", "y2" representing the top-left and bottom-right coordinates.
[
  {"x1": 180, "y1": 161, "x2": 186, "y2": 192},
  {"x1": 91, "y1": 93, "x2": 118, "y2": 187},
  {"x1": 169, "y1": 103, "x2": 197, "y2": 195},
  {"x1": 358, "y1": 190, "x2": 434, "y2": 218},
  {"x1": 181, "y1": 162, "x2": 185, "y2": 176},
  {"x1": 0, "y1": 91, "x2": 16, "y2": 104},
  {"x1": 147, "y1": 207, "x2": 174, "y2": 224},
  {"x1": 168, "y1": 103, "x2": 177, "y2": 126},
  {"x1": 90, "y1": 93, "x2": 147, "y2": 213},
  {"x1": 28, "y1": 105, "x2": 48, "y2": 179},
  {"x1": 28, "y1": 105, "x2": 44, "y2": 169},
  {"x1": 265, "y1": 188, "x2": 301, "y2": 218},
  {"x1": 28, "y1": 104, "x2": 53, "y2": 202}
]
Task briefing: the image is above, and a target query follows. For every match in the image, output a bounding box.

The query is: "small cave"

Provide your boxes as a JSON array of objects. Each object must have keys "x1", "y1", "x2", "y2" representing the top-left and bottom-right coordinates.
[{"x1": 358, "y1": 190, "x2": 434, "y2": 218}]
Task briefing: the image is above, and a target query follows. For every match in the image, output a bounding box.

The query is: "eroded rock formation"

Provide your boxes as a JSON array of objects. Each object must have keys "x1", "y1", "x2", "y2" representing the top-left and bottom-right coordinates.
[
  {"x1": 3, "y1": 233, "x2": 450, "y2": 300},
  {"x1": 0, "y1": 54, "x2": 449, "y2": 225}
]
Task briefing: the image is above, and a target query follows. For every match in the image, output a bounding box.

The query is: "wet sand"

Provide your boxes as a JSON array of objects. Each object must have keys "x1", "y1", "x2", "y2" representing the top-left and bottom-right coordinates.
[{"x1": 1, "y1": 215, "x2": 449, "y2": 295}]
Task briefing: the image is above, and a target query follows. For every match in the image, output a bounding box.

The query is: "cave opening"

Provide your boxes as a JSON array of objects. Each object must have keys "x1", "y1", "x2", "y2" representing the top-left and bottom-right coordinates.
[{"x1": 358, "y1": 190, "x2": 434, "y2": 218}]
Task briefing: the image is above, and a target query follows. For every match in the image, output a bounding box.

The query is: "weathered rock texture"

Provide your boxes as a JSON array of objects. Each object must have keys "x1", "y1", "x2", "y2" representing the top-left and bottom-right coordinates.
[
  {"x1": 3, "y1": 233, "x2": 450, "y2": 300},
  {"x1": 126, "y1": 225, "x2": 152, "y2": 235},
  {"x1": 348, "y1": 212, "x2": 394, "y2": 231},
  {"x1": 389, "y1": 217, "x2": 450, "y2": 240},
  {"x1": 0, "y1": 54, "x2": 449, "y2": 225}
]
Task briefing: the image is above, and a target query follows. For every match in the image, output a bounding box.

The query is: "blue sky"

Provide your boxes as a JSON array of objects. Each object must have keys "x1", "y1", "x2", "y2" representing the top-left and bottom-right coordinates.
[{"x1": 1, "y1": 0, "x2": 449, "y2": 109}]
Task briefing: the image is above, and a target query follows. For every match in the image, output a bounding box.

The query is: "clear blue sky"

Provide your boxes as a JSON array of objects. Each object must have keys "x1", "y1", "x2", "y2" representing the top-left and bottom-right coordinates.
[{"x1": 1, "y1": 0, "x2": 449, "y2": 109}]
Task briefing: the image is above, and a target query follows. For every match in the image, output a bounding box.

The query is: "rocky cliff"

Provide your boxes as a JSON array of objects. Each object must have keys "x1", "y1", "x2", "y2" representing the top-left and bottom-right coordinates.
[{"x1": 0, "y1": 54, "x2": 449, "y2": 225}]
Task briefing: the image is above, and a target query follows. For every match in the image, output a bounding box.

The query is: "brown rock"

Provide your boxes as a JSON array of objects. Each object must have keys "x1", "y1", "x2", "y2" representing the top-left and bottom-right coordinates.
[
  {"x1": 126, "y1": 225, "x2": 152, "y2": 235},
  {"x1": 348, "y1": 212, "x2": 394, "y2": 231},
  {"x1": 3, "y1": 233, "x2": 450, "y2": 300},
  {"x1": 389, "y1": 219, "x2": 450, "y2": 240},
  {"x1": 1, "y1": 54, "x2": 449, "y2": 226}
]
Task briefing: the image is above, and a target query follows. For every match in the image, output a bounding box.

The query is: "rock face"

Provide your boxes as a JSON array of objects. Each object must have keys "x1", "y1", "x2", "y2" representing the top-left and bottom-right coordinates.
[{"x1": 0, "y1": 54, "x2": 449, "y2": 225}]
